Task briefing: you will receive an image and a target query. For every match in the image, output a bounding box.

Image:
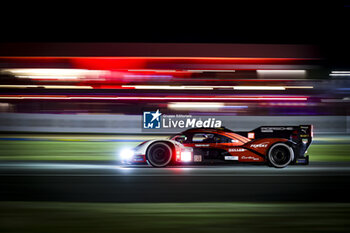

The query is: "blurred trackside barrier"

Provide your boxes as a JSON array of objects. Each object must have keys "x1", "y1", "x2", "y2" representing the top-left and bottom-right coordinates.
[{"x1": 0, "y1": 113, "x2": 349, "y2": 135}]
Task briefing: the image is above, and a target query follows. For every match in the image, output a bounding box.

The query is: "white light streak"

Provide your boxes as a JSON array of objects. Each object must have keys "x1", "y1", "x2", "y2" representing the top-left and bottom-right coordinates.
[
  {"x1": 257, "y1": 70, "x2": 306, "y2": 79},
  {"x1": 330, "y1": 70, "x2": 350, "y2": 77},
  {"x1": 331, "y1": 71, "x2": 350, "y2": 73},
  {"x1": 2, "y1": 68, "x2": 108, "y2": 80},
  {"x1": 330, "y1": 74, "x2": 350, "y2": 77},
  {"x1": 3, "y1": 68, "x2": 101, "y2": 75},
  {"x1": 284, "y1": 86, "x2": 314, "y2": 89},
  {"x1": 233, "y1": 86, "x2": 285, "y2": 90},
  {"x1": 17, "y1": 75, "x2": 79, "y2": 80},
  {"x1": 0, "y1": 85, "x2": 38, "y2": 88},
  {"x1": 257, "y1": 70, "x2": 306, "y2": 74}
]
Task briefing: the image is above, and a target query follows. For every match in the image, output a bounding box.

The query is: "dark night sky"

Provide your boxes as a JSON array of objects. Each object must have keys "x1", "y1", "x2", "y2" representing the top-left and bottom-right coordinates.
[{"x1": 1, "y1": 2, "x2": 349, "y2": 67}]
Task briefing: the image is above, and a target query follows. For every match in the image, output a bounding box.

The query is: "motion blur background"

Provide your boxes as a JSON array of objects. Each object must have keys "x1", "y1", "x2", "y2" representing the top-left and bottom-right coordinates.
[
  {"x1": 0, "y1": 43, "x2": 348, "y2": 134},
  {"x1": 1, "y1": 2, "x2": 350, "y2": 233},
  {"x1": 0, "y1": 43, "x2": 349, "y2": 162}
]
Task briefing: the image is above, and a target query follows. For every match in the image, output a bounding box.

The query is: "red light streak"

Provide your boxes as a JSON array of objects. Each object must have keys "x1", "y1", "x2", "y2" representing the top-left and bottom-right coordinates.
[{"x1": 0, "y1": 56, "x2": 313, "y2": 71}]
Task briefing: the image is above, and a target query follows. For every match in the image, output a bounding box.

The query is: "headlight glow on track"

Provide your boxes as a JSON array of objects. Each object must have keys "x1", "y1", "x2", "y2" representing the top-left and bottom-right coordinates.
[{"x1": 120, "y1": 149, "x2": 134, "y2": 160}]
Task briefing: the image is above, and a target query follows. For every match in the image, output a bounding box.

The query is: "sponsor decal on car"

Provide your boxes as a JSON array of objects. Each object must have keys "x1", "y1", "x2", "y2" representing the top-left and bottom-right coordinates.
[
  {"x1": 299, "y1": 126, "x2": 310, "y2": 137},
  {"x1": 261, "y1": 127, "x2": 294, "y2": 132},
  {"x1": 193, "y1": 155, "x2": 202, "y2": 162},
  {"x1": 250, "y1": 142, "x2": 269, "y2": 148},
  {"x1": 241, "y1": 156, "x2": 260, "y2": 161},
  {"x1": 225, "y1": 156, "x2": 239, "y2": 160},
  {"x1": 228, "y1": 148, "x2": 246, "y2": 152},
  {"x1": 195, "y1": 144, "x2": 210, "y2": 147}
]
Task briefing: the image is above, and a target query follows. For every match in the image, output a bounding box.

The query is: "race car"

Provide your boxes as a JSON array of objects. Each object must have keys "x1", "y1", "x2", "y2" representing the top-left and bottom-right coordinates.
[{"x1": 120, "y1": 125, "x2": 312, "y2": 168}]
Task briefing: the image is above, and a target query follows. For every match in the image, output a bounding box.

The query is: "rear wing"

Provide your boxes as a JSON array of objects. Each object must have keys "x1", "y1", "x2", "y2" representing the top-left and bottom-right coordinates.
[{"x1": 236, "y1": 125, "x2": 313, "y2": 143}]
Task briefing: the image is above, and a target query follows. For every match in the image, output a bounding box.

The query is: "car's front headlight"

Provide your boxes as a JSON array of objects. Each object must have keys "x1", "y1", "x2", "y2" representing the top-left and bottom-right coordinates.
[
  {"x1": 180, "y1": 151, "x2": 192, "y2": 162},
  {"x1": 180, "y1": 147, "x2": 193, "y2": 162},
  {"x1": 120, "y1": 148, "x2": 134, "y2": 160}
]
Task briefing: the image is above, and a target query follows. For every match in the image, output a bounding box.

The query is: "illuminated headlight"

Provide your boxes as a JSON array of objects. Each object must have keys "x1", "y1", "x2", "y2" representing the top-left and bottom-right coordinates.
[
  {"x1": 181, "y1": 151, "x2": 192, "y2": 162},
  {"x1": 120, "y1": 149, "x2": 134, "y2": 160}
]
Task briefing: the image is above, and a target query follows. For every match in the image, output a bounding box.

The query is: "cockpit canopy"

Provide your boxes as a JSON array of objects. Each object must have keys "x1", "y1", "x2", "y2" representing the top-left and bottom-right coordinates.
[{"x1": 170, "y1": 128, "x2": 251, "y2": 145}]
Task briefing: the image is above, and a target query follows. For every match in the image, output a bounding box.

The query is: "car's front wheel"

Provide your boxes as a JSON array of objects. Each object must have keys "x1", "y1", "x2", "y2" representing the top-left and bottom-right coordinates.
[
  {"x1": 268, "y1": 143, "x2": 294, "y2": 168},
  {"x1": 146, "y1": 142, "x2": 173, "y2": 167}
]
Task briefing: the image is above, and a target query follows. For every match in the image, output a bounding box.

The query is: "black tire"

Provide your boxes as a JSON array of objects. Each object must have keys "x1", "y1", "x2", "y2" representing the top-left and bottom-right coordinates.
[
  {"x1": 146, "y1": 142, "x2": 173, "y2": 167},
  {"x1": 268, "y1": 143, "x2": 294, "y2": 168}
]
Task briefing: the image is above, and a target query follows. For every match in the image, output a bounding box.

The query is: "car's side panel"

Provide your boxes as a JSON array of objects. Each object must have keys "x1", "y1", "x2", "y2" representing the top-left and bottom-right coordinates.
[
  {"x1": 182, "y1": 138, "x2": 288, "y2": 163},
  {"x1": 243, "y1": 138, "x2": 289, "y2": 157}
]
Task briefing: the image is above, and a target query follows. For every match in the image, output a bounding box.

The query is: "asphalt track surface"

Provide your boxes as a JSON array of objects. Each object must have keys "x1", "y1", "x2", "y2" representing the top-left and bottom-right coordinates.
[{"x1": 1, "y1": 161, "x2": 350, "y2": 202}]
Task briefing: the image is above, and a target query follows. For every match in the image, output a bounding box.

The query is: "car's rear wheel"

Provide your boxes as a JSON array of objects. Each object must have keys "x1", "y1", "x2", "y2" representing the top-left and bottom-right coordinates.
[
  {"x1": 268, "y1": 143, "x2": 294, "y2": 168},
  {"x1": 147, "y1": 142, "x2": 173, "y2": 167}
]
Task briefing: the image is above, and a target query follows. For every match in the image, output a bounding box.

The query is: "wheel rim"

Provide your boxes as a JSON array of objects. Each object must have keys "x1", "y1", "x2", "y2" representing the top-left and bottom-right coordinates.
[
  {"x1": 271, "y1": 146, "x2": 289, "y2": 165},
  {"x1": 148, "y1": 143, "x2": 172, "y2": 167},
  {"x1": 268, "y1": 143, "x2": 293, "y2": 167}
]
